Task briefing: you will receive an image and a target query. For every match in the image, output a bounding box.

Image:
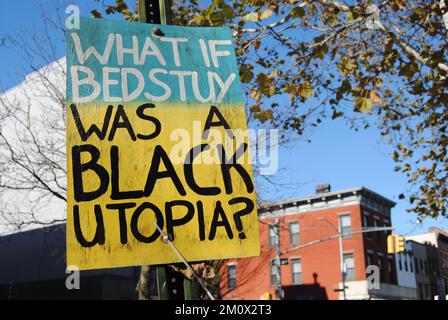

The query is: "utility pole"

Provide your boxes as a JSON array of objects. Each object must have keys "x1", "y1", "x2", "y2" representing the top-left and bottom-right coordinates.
[
  {"x1": 337, "y1": 223, "x2": 347, "y2": 300},
  {"x1": 274, "y1": 218, "x2": 283, "y2": 300},
  {"x1": 318, "y1": 217, "x2": 346, "y2": 300}
]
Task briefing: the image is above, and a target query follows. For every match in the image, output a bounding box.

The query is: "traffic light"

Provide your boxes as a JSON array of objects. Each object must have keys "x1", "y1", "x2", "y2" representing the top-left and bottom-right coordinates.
[
  {"x1": 387, "y1": 235, "x2": 395, "y2": 254},
  {"x1": 387, "y1": 235, "x2": 406, "y2": 253},
  {"x1": 395, "y1": 235, "x2": 405, "y2": 253},
  {"x1": 261, "y1": 292, "x2": 272, "y2": 300}
]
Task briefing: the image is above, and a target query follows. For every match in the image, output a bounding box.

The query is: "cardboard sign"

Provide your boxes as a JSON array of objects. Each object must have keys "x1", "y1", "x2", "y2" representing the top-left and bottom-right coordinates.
[{"x1": 66, "y1": 17, "x2": 259, "y2": 270}]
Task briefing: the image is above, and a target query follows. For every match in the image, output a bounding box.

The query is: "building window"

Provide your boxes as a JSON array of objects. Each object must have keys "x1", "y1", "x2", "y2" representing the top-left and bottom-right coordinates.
[
  {"x1": 291, "y1": 259, "x2": 302, "y2": 284},
  {"x1": 269, "y1": 225, "x2": 276, "y2": 247},
  {"x1": 420, "y1": 259, "x2": 424, "y2": 274},
  {"x1": 363, "y1": 214, "x2": 369, "y2": 227},
  {"x1": 289, "y1": 222, "x2": 299, "y2": 245},
  {"x1": 339, "y1": 214, "x2": 352, "y2": 238},
  {"x1": 432, "y1": 259, "x2": 438, "y2": 275},
  {"x1": 415, "y1": 257, "x2": 419, "y2": 274},
  {"x1": 378, "y1": 254, "x2": 384, "y2": 281},
  {"x1": 228, "y1": 265, "x2": 236, "y2": 291},
  {"x1": 374, "y1": 218, "x2": 381, "y2": 241},
  {"x1": 388, "y1": 256, "x2": 395, "y2": 282},
  {"x1": 410, "y1": 256, "x2": 414, "y2": 273},
  {"x1": 367, "y1": 251, "x2": 374, "y2": 266},
  {"x1": 424, "y1": 260, "x2": 428, "y2": 276},
  {"x1": 383, "y1": 222, "x2": 389, "y2": 234},
  {"x1": 404, "y1": 253, "x2": 408, "y2": 272},
  {"x1": 343, "y1": 253, "x2": 356, "y2": 281},
  {"x1": 363, "y1": 214, "x2": 372, "y2": 239},
  {"x1": 398, "y1": 253, "x2": 402, "y2": 271},
  {"x1": 270, "y1": 260, "x2": 278, "y2": 286}
]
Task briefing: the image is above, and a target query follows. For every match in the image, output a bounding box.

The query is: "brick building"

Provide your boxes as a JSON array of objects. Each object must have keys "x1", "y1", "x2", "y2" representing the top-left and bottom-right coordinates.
[
  {"x1": 407, "y1": 227, "x2": 448, "y2": 299},
  {"x1": 219, "y1": 186, "x2": 417, "y2": 300}
]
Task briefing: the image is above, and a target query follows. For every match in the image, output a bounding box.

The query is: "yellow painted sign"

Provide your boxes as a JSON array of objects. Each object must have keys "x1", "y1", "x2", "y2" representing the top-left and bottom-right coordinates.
[{"x1": 66, "y1": 18, "x2": 260, "y2": 270}]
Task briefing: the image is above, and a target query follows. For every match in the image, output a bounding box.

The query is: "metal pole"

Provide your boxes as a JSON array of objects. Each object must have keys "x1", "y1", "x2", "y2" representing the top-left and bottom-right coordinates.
[
  {"x1": 154, "y1": 223, "x2": 215, "y2": 300},
  {"x1": 137, "y1": 0, "x2": 177, "y2": 300},
  {"x1": 318, "y1": 217, "x2": 347, "y2": 300},
  {"x1": 274, "y1": 218, "x2": 283, "y2": 300},
  {"x1": 138, "y1": 0, "x2": 172, "y2": 24},
  {"x1": 337, "y1": 224, "x2": 347, "y2": 300}
]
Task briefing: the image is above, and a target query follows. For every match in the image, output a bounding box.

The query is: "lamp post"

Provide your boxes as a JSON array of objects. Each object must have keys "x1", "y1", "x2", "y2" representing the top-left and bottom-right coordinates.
[
  {"x1": 269, "y1": 219, "x2": 284, "y2": 300},
  {"x1": 318, "y1": 217, "x2": 347, "y2": 300}
]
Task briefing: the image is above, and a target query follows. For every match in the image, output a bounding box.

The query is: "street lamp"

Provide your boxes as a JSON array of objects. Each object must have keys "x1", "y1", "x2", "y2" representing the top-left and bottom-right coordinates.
[{"x1": 318, "y1": 217, "x2": 347, "y2": 300}]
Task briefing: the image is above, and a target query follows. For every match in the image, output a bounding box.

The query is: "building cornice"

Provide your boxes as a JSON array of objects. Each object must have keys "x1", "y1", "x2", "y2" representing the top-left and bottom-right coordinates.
[{"x1": 257, "y1": 186, "x2": 396, "y2": 218}]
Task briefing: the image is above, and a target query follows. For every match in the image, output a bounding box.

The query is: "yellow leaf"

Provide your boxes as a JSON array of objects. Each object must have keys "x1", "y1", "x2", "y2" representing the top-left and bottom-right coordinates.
[
  {"x1": 298, "y1": 81, "x2": 313, "y2": 99},
  {"x1": 370, "y1": 90, "x2": 382, "y2": 104},
  {"x1": 259, "y1": 8, "x2": 273, "y2": 20},
  {"x1": 374, "y1": 78, "x2": 383, "y2": 88},
  {"x1": 242, "y1": 12, "x2": 259, "y2": 22},
  {"x1": 355, "y1": 96, "x2": 374, "y2": 113}
]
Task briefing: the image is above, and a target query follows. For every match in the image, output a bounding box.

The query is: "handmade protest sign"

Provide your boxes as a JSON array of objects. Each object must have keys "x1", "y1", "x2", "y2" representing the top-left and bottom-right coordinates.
[{"x1": 66, "y1": 17, "x2": 260, "y2": 270}]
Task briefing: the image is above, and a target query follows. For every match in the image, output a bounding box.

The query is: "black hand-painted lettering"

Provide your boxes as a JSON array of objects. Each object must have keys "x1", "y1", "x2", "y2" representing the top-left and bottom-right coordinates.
[
  {"x1": 229, "y1": 197, "x2": 254, "y2": 240},
  {"x1": 165, "y1": 200, "x2": 195, "y2": 241},
  {"x1": 209, "y1": 201, "x2": 233, "y2": 240},
  {"x1": 136, "y1": 103, "x2": 161, "y2": 140},
  {"x1": 108, "y1": 104, "x2": 137, "y2": 141},
  {"x1": 202, "y1": 105, "x2": 234, "y2": 140},
  {"x1": 184, "y1": 144, "x2": 221, "y2": 195},
  {"x1": 73, "y1": 204, "x2": 105, "y2": 247},
  {"x1": 110, "y1": 145, "x2": 144, "y2": 200},
  {"x1": 106, "y1": 202, "x2": 137, "y2": 244},
  {"x1": 70, "y1": 104, "x2": 112, "y2": 141},
  {"x1": 130, "y1": 202, "x2": 164, "y2": 243},
  {"x1": 144, "y1": 145, "x2": 186, "y2": 196},
  {"x1": 72, "y1": 144, "x2": 109, "y2": 202},
  {"x1": 217, "y1": 143, "x2": 254, "y2": 194},
  {"x1": 196, "y1": 201, "x2": 206, "y2": 241}
]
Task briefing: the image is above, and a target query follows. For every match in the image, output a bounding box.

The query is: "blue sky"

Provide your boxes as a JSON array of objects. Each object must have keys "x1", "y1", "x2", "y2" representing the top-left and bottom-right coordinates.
[{"x1": 1, "y1": 0, "x2": 447, "y2": 236}]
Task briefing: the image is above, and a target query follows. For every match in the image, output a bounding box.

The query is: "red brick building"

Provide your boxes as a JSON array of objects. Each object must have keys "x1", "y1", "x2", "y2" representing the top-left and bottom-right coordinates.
[{"x1": 219, "y1": 186, "x2": 417, "y2": 300}]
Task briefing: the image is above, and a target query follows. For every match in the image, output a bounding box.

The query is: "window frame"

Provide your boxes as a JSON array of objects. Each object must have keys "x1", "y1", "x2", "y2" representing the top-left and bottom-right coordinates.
[
  {"x1": 414, "y1": 257, "x2": 419, "y2": 274},
  {"x1": 339, "y1": 214, "x2": 352, "y2": 239},
  {"x1": 404, "y1": 253, "x2": 408, "y2": 272},
  {"x1": 383, "y1": 220, "x2": 390, "y2": 235},
  {"x1": 363, "y1": 212, "x2": 372, "y2": 240},
  {"x1": 367, "y1": 250, "x2": 374, "y2": 266},
  {"x1": 289, "y1": 221, "x2": 300, "y2": 245},
  {"x1": 227, "y1": 265, "x2": 237, "y2": 291},
  {"x1": 373, "y1": 217, "x2": 381, "y2": 241},
  {"x1": 268, "y1": 224, "x2": 276, "y2": 248},
  {"x1": 377, "y1": 253, "x2": 385, "y2": 282},
  {"x1": 387, "y1": 256, "x2": 395, "y2": 280},
  {"x1": 291, "y1": 258, "x2": 303, "y2": 285},
  {"x1": 270, "y1": 260, "x2": 278, "y2": 286},
  {"x1": 343, "y1": 253, "x2": 356, "y2": 281}
]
